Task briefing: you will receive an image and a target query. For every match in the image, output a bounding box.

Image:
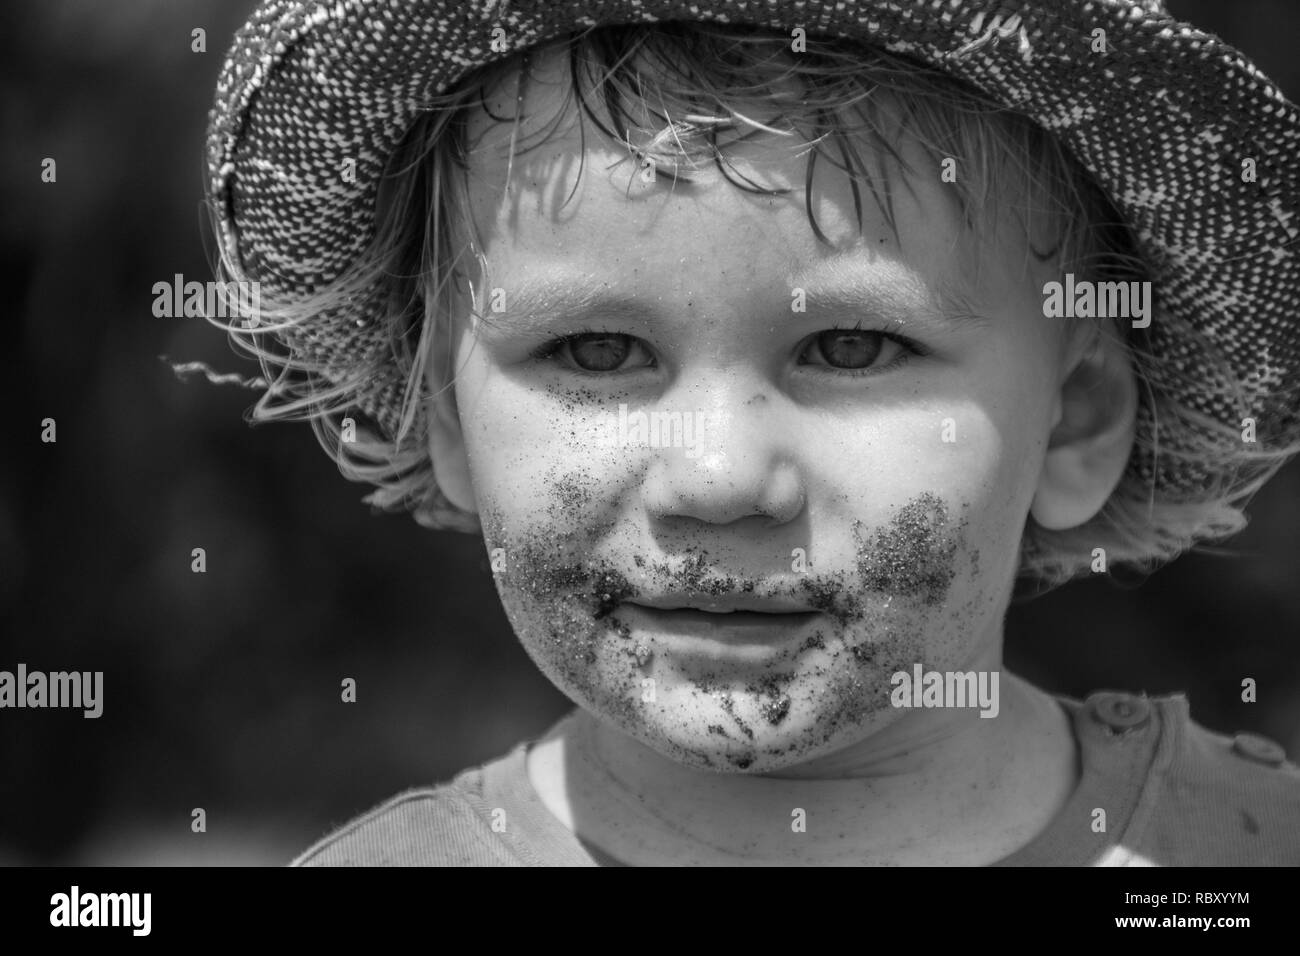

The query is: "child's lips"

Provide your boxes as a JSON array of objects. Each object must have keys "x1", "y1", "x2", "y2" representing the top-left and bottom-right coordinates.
[
  {"x1": 619, "y1": 601, "x2": 823, "y2": 646},
  {"x1": 628, "y1": 594, "x2": 817, "y2": 614}
]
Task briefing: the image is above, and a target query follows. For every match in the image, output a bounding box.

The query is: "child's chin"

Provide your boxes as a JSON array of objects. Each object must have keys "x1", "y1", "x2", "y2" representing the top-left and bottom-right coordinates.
[{"x1": 597, "y1": 694, "x2": 888, "y2": 775}]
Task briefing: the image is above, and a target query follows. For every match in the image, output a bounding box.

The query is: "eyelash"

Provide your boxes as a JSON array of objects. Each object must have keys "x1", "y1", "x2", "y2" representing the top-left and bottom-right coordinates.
[
  {"x1": 802, "y1": 320, "x2": 929, "y2": 378},
  {"x1": 528, "y1": 329, "x2": 646, "y2": 372},
  {"x1": 528, "y1": 323, "x2": 929, "y2": 378}
]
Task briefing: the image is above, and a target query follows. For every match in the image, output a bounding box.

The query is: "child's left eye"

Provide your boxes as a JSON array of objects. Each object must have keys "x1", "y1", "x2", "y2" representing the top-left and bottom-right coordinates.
[{"x1": 797, "y1": 326, "x2": 924, "y2": 376}]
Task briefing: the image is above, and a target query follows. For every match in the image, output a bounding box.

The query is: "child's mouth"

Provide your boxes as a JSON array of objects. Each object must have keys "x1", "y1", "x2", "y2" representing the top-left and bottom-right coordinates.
[
  {"x1": 616, "y1": 602, "x2": 825, "y2": 667},
  {"x1": 629, "y1": 594, "x2": 818, "y2": 614},
  {"x1": 621, "y1": 603, "x2": 823, "y2": 640}
]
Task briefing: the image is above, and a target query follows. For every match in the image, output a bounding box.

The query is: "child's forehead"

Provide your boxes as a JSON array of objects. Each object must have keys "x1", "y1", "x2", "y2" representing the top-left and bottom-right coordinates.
[{"x1": 460, "y1": 42, "x2": 1054, "y2": 313}]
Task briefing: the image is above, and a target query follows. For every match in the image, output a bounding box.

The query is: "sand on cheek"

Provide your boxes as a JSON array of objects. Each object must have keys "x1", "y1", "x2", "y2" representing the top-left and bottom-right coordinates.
[{"x1": 480, "y1": 485, "x2": 982, "y2": 772}]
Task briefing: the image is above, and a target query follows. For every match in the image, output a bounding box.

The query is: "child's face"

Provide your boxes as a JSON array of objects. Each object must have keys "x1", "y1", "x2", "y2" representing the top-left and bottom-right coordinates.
[{"x1": 440, "y1": 51, "x2": 1072, "y2": 773}]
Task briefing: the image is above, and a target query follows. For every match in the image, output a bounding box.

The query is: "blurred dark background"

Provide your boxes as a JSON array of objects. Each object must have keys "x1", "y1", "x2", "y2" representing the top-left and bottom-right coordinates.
[{"x1": 2, "y1": 0, "x2": 1297, "y2": 864}]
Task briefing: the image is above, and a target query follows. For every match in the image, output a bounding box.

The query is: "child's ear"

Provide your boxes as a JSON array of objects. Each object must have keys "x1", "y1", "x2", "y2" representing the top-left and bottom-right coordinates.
[
  {"x1": 1029, "y1": 321, "x2": 1138, "y2": 531},
  {"x1": 426, "y1": 331, "x2": 478, "y2": 515}
]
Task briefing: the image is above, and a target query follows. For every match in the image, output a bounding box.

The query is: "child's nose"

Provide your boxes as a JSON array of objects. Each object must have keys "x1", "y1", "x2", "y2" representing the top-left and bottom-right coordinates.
[{"x1": 639, "y1": 381, "x2": 806, "y2": 527}]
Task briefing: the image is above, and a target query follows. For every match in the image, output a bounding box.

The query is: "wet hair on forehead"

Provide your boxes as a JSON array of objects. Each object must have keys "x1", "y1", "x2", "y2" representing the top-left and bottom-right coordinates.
[{"x1": 455, "y1": 21, "x2": 1136, "y2": 292}]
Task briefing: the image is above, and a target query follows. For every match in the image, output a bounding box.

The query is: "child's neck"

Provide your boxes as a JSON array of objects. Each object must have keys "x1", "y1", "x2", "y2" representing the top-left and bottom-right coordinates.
[{"x1": 527, "y1": 664, "x2": 1078, "y2": 866}]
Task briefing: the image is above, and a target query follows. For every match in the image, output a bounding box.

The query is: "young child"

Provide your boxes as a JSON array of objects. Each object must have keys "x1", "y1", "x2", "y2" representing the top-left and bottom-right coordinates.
[{"x1": 200, "y1": 0, "x2": 1300, "y2": 865}]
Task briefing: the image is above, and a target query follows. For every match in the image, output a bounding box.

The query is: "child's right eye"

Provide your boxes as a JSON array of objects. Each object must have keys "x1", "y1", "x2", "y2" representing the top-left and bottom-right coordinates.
[{"x1": 530, "y1": 332, "x2": 657, "y2": 373}]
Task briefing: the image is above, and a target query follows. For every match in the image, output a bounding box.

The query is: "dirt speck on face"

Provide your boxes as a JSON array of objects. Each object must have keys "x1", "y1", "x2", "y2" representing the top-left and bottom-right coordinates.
[
  {"x1": 853, "y1": 492, "x2": 962, "y2": 606},
  {"x1": 848, "y1": 642, "x2": 876, "y2": 665},
  {"x1": 799, "y1": 631, "x2": 827, "y2": 652},
  {"x1": 540, "y1": 465, "x2": 603, "y2": 530},
  {"x1": 718, "y1": 693, "x2": 755, "y2": 740},
  {"x1": 552, "y1": 471, "x2": 595, "y2": 511},
  {"x1": 757, "y1": 685, "x2": 792, "y2": 726}
]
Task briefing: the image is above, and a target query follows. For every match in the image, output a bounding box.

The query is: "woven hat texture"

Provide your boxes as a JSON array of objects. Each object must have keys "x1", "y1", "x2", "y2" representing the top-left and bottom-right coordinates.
[{"x1": 206, "y1": 0, "x2": 1300, "y2": 514}]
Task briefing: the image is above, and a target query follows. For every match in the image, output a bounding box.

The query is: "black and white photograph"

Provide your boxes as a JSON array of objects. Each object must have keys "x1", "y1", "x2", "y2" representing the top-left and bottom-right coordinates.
[{"x1": 5, "y1": 0, "x2": 1300, "y2": 900}]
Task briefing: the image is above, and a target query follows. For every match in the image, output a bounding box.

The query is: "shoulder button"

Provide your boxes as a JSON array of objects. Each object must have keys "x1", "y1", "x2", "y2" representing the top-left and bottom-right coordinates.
[
  {"x1": 1089, "y1": 692, "x2": 1151, "y2": 732},
  {"x1": 1231, "y1": 732, "x2": 1287, "y2": 766}
]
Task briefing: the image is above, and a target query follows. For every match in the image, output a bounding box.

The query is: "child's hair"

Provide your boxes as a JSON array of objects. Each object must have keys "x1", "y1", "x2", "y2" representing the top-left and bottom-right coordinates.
[{"x1": 210, "y1": 21, "x2": 1295, "y2": 590}]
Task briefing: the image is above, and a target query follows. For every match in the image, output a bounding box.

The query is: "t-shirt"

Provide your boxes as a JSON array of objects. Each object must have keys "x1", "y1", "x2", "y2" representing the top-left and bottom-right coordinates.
[{"x1": 290, "y1": 690, "x2": 1300, "y2": 866}]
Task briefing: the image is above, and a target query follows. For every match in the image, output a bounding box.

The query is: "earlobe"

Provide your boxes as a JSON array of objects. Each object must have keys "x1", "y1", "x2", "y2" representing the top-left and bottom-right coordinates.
[{"x1": 1030, "y1": 324, "x2": 1138, "y2": 531}]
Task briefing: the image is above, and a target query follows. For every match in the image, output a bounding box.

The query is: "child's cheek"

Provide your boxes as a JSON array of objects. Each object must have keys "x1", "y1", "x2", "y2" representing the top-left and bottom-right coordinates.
[
  {"x1": 831, "y1": 396, "x2": 1040, "y2": 589},
  {"x1": 461, "y1": 376, "x2": 646, "y2": 515}
]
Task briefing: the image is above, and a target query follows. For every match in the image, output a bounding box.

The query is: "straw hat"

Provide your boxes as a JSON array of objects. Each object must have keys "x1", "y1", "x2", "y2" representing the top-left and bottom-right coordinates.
[{"x1": 206, "y1": 0, "x2": 1300, "y2": 524}]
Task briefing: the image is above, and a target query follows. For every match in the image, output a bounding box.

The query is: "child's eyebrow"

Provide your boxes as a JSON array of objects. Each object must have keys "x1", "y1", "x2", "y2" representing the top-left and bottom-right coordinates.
[
  {"x1": 474, "y1": 272, "x2": 652, "y2": 343},
  {"x1": 478, "y1": 262, "x2": 989, "y2": 342},
  {"x1": 796, "y1": 256, "x2": 993, "y2": 334}
]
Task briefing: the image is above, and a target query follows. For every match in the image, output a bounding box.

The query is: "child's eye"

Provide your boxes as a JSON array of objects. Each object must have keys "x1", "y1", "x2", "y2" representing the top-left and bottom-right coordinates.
[
  {"x1": 530, "y1": 325, "x2": 925, "y2": 376},
  {"x1": 531, "y1": 332, "x2": 655, "y2": 373},
  {"x1": 797, "y1": 326, "x2": 923, "y2": 376}
]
